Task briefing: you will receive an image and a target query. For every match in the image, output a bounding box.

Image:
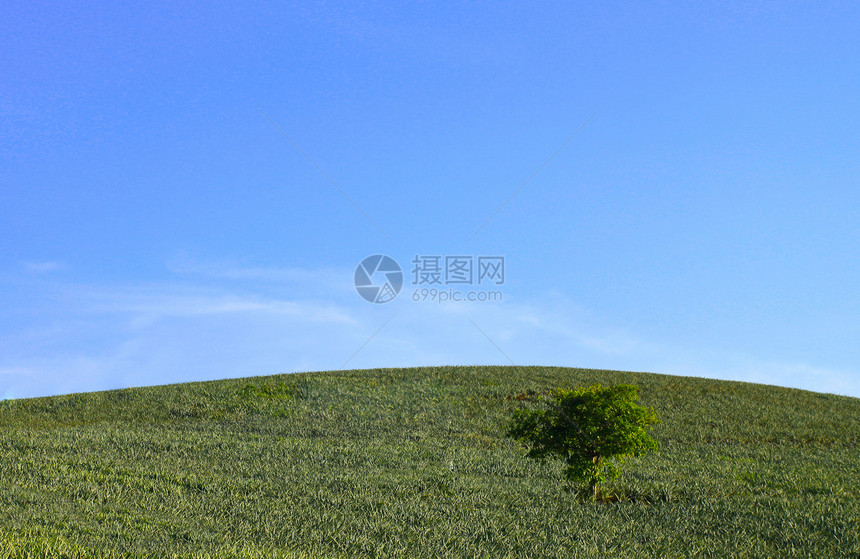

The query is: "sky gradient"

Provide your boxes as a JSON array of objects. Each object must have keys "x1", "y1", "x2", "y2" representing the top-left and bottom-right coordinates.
[{"x1": 2, "y1": 1, "x2": 859, "y2": 399}]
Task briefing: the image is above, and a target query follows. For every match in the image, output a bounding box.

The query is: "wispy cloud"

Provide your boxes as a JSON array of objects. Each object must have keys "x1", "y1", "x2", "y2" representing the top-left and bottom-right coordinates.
[
  {"x1": 166, "y1": 255, "x2": 354, "y2": 295},
  {"x1": 0, "y1": 268, "x2": 857, "y2": 400},
  {"x1": 709, "y1": 359, "x2": 859, "y2": 397},
  {"x1": 22, "y1": 261, "x2": 64, "y2": 273},
  {"x1": 84, "y1": 288, "x2": 356, "y2": 325},
  {"x1": 0, "y1": 366, "x2": 37, "y2": 377}
]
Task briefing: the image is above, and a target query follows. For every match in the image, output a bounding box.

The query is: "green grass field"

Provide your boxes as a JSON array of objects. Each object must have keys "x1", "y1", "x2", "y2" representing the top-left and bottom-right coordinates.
[{"x1": 1, "y1": 366, "x2": 858, "y2": 558}]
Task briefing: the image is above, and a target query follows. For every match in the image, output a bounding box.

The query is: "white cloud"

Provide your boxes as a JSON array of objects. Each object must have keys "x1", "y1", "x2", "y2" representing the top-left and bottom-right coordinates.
[
  {"x1": 166, "y1": 255, "x2": 353, "y2": 295},
  {"x1": 0, "y1": 270, "x2": 857, "y2": 400},
  {"x1": 22, "y1": 261, "x2": 64, "y2": 273},
  {"x1": 706, "y1": 359, "x2": 859, "y2": 397},
  {"x1": 97, "y1": 291, "x2": 355, "y2": 325},
  {"x1": 0, "y1": 366, "x2": 37, "y2": 377}
]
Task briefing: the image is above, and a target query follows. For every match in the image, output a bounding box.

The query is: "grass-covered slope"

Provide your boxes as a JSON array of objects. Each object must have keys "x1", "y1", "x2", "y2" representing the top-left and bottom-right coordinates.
[{"x1": 0, "y1": 366, "x2": 858, "y2": 558}]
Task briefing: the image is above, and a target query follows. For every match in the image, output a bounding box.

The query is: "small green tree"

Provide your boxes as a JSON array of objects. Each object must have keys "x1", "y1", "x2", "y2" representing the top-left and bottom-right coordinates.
[{"x1": 507, "y1": 383, "x2": 660, "y2": 501}]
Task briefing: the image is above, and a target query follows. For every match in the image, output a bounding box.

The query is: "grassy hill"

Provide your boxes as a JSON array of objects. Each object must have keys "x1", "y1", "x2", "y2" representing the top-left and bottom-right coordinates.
[{"x1": 0, "y1": 366, "x2": 858, "y2": 558}]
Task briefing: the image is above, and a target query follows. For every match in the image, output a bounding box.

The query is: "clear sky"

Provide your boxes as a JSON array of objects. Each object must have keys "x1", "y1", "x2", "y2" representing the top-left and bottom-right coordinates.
[{"x1": 2, "y1": 1, "x2": 858, "y2": 399}]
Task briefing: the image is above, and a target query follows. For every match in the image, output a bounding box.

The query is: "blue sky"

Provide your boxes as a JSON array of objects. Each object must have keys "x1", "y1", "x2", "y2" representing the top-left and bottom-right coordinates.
[{"x1": 2, "y1": 1, "x2": 859, "y2": 399}]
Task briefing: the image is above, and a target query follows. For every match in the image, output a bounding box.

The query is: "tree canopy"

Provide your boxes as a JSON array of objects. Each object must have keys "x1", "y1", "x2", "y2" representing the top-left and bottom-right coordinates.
[{"x1": 507, "y1": 383, "x2": 660, "y2": 500}]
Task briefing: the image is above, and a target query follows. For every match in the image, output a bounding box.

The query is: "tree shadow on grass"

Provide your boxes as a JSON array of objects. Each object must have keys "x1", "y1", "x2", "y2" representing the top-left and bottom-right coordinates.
[{"x1": 565, "y1": 483, "x2": 690, "y2": 504}]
